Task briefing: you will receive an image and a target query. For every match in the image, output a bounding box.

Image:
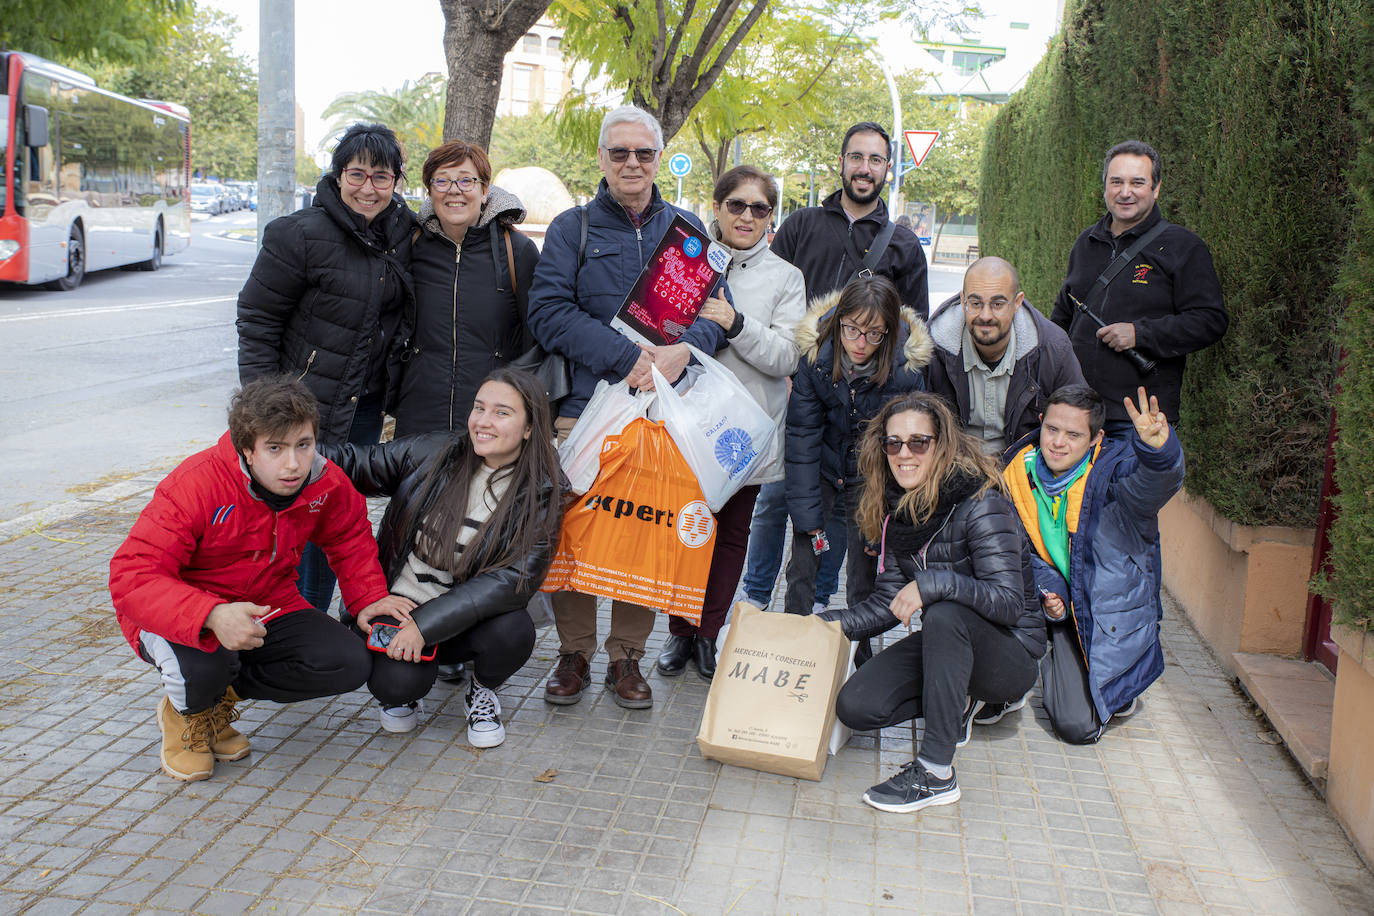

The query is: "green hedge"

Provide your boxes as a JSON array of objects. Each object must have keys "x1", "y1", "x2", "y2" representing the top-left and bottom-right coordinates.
[
  {"x1": 980, "y1": 0, "x2": 1360, "y2": 529},
  {"x1": 1328, "y1": 4, "x2": 1374, "y2": 627}
]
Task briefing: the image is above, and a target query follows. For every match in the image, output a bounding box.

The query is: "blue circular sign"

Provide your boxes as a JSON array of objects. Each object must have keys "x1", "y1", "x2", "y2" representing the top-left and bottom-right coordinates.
[
  {"x1": 668, "y1": 153, "x2": 693, "y2": 177},
  {"x1": 714, "y1": 428, "x2": 756, "y2": 476},
  {"x1": 682, "y1": 237, "x2": 702, "y2": 258}
]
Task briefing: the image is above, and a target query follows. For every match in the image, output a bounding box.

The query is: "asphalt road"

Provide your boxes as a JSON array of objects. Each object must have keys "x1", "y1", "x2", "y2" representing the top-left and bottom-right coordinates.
[
  {"x1": 0, "y1": 212, "x2": 966, "y2": 526},
  {"x1": 0, "y1": 209, "x2": 257, "y2": 523}
]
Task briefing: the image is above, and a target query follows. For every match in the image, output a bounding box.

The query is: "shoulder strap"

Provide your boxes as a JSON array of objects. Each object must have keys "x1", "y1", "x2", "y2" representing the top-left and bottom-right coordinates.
[
  {"x1": 503, "y1": 228, "x2": 517, "y2": 296},
  {"x1": 1090, "y1": 219, "x2": 1169, "y2": 302},
  {"x1": 578, "y1": 204, "x2": 589, "y2": 267},
  {"x1": 834, "y1": 216, "x2": 897, "y2": 281}
]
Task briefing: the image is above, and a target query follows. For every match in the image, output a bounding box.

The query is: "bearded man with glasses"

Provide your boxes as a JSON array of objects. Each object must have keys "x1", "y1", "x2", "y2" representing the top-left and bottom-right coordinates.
[
  {"x1": 237, "y1": 122, "x2": 419, "y2": 614},
  {"x1": 527, "y1": 105, "x2": 727, "y2": 710}
]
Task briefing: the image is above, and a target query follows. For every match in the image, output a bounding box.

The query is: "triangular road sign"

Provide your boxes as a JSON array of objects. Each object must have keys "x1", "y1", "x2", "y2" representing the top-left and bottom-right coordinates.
[{"x1": 904, "y1": 130, "x2": 940, "y2": 167}]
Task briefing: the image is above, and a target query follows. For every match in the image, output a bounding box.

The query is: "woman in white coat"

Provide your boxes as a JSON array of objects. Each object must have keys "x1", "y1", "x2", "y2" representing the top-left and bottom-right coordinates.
[{"x1": 655, "y1": 165, "x2": 806, "y2": 679}]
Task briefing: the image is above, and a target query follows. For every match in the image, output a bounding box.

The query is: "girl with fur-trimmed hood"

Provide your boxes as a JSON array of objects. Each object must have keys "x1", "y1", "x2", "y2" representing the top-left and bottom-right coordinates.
[{"x1": 782, "y1": 275, "x2": 933, "y2": 617}]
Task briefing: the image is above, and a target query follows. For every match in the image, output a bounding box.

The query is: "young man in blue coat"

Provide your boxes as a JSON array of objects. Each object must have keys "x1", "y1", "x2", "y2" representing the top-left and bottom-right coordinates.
[{"x1": 1000, "y1": 384, "x2": 1184, "y2": 741}]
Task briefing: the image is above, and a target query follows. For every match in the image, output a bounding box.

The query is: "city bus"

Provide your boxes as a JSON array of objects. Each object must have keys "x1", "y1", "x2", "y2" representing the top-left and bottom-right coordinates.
[{"x1": 0, "y1": 52, "x2": 190, "y2": 290}]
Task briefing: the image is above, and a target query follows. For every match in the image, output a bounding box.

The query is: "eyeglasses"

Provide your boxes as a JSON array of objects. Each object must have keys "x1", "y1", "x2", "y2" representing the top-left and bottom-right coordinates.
[
  {"x1": 722, "y1": 198, "x2": 773, "y2": 219},
  {"x1": 342, "y1": 168, "x2": 396, "y2": 190},
  {"x1": 883, "y1": 434, "x2": 935, "y2": 456},
  {"x1": 844, "y1": 152, "x2": 889, "y2": 169},
  {"x1": 431, "y1": 176, "x2": 483, "y2": 194},
  {"x1": 963, "y1": 297, "x2": 1015, "y2": 314},
  {"x1": 604, "y1": 146, "x2": 659, "y2": 164},
  {"x1": 839, "y1": 322, "x2": 887, "y2": 345}
]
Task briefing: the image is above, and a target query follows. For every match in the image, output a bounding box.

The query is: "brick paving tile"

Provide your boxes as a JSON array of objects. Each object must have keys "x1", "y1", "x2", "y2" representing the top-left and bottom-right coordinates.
[{"x1": 0, "y1": 486, "x2": 1371, "y2": 914}]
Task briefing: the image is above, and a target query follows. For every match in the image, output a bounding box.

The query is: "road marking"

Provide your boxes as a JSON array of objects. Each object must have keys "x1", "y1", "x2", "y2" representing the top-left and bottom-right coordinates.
[{"x1": 0, "y1": 295, "x2": 236, "y2": 323}]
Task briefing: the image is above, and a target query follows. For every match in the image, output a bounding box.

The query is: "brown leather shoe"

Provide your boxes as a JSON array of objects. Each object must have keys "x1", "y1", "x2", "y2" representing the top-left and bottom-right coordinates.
[
  {"x1": 544, "y1": 653, "x2": 591, "y2": 705},
  {"x1": 605, "y1": 658, "x2": 653, "y2": 709}
]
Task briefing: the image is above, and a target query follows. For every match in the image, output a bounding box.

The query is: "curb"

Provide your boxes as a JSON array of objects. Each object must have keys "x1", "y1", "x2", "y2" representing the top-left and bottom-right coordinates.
[{"x1": 0, "y1": 474, "x2": 162, "y2": 541}]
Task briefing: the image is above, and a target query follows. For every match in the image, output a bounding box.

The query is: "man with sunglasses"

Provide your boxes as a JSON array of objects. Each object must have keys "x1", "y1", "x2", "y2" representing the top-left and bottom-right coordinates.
[
  {"x1": 769, "y1": 121, "x2": 929, "y2": 319},
  {"x1": 528, "y1": 106, "x2": 728, "y2": 710},
  {"x1": 926, "y1": 256, "x2": 1084, "y2": 456},
  {"x1": 1000, "y1": 384, "x2": 1184, "y2": 741}
]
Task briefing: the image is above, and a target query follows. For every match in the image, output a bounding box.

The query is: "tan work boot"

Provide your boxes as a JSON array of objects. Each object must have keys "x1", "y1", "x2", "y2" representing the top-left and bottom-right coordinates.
[
  {"x1": 209, "y1": 687, "x2": 250, "y2": 762},
  {"x1": 157, "y1": 696, "x2": 214, "y2": 781}
]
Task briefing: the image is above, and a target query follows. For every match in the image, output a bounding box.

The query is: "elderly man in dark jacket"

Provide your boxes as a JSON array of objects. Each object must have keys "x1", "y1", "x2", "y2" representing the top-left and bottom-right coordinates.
[
  {"x1": 926, "y1": 257, "x2": 1085, "y2": 456},
  {"x1": 527, "y1": 105, "x2": 727, "y2": 711}
]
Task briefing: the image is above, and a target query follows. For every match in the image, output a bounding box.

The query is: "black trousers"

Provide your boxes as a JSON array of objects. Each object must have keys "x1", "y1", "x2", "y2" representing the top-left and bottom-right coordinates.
[
  {"x1": 783, "y1": 481, "x2": 877, "y2": 615},
  {"x1": 834, "y1": 601, "x2": 1039, "y2": 767},
  {"x1": 139, "y1": 608, "x2": 372, "y2": 714},
  {"x1": 354, "y1": 608, "x2": 536, "y2": 707}
]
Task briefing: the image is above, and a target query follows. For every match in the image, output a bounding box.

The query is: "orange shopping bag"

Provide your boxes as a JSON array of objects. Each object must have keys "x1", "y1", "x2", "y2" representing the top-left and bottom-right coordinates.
[{"x1": 541, "y1": 417, "x2": 716, "y2": 623}]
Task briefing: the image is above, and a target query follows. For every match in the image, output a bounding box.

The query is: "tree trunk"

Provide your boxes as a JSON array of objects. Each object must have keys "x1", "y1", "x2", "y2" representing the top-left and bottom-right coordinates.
[{"x1": 439, "y1": 0, "x2": 552, "y2": 149}]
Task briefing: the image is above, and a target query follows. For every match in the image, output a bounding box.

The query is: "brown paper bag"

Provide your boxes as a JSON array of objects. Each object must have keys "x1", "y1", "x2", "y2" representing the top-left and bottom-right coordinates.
[{"x1": 696, "y1": 602, "x2": 852, "y2": 781}]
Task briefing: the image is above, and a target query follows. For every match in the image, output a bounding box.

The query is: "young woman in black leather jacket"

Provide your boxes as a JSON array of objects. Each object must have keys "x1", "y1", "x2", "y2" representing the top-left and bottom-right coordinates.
[
  {"x1": 326, "y1": 368, "x2": 563, "y2": 746},
  {"x1": 822, "y1": 391, "x2": 1045, "y2": 813}
]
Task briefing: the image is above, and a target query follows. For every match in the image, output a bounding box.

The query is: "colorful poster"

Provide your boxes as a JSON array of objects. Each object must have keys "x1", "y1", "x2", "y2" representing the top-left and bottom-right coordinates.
[{"x1": 611, "y1": 215, "x2": 730, "y2": 348}]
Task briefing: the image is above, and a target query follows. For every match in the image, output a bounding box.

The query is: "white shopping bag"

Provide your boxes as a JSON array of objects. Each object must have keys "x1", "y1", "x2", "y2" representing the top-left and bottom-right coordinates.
[
  {"x1": 650, "y1": 344, "x2": 777, "y2": 511},
  {"x1": 557, "y1": 380, "x2": 654, "y2": 494}
]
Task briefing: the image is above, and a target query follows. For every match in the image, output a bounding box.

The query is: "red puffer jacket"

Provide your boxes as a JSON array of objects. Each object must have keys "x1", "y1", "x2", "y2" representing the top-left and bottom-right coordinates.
[{"x1": 109, "y1": 432, "x2": 389, "y2": 654}]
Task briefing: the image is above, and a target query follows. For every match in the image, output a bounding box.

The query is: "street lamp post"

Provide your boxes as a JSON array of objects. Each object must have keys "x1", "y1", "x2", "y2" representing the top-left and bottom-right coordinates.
[{"x1": 878, "y1": 55, "x2": 903, "y2": 217}]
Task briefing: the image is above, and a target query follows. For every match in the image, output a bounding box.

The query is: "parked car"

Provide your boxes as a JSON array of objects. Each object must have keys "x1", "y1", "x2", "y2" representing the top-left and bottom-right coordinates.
[{"x1": 190, "y1": 183, "x2": 222, "y2": 216}]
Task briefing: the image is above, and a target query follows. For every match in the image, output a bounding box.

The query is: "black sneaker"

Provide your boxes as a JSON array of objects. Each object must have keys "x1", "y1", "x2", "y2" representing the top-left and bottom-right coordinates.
[
  {"x1": 436, "y1": 662, "x2": 465, "y2": 683},
  {"x1": 957, "y1": 699, "x2": 985, "y2": 747},
  {"x1": 973, "y1": 693, "x2": 1028, "y2": 726},
  {"x1": 862, "y1": 760, "x2": 960, "y2": 813}
]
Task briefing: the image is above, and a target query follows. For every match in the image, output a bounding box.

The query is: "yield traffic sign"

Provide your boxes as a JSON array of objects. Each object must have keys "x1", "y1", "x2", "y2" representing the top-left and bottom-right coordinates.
[{"x1": 903, "y1": 130, "x2": 941, "y2": 168}]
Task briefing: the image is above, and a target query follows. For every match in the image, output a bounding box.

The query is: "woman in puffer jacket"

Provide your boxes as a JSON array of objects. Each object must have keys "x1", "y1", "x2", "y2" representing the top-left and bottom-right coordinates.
[
  {"x1": 654, "y1": 165, "x2": 805, "y2": 681},
  {"x1": 393, "y1": 140, "x2": 540, "y2": 439},
  {"x1": 823, "y1": 392, "x2": 1046, "y2": 814},
  {"x1": 782, "y1": 275, "x2": 932, "y2": 617}
]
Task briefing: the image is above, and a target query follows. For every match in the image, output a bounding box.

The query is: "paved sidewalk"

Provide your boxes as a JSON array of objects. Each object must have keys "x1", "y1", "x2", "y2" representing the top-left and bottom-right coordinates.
[{"x1": 2, "y1": 480, "x2": 1372, "y2": 915}]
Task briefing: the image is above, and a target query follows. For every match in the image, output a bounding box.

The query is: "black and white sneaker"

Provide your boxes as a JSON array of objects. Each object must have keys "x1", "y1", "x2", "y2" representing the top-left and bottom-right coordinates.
[
  {"x1": 862, "y1": 760, "x2": 960, "y2": 813},
  {"x1": 974, "y1": 693, "x2": 1029, "y2": 726},
  {"x1": 464, "y1": 682, "x2": 505, "y2": 748},
  {"x1": 436, "y1": 662, "x2": 465, "y2": 683},
  {"x1": 956, "y1": 699, "x2": 985, "y2": 747}
]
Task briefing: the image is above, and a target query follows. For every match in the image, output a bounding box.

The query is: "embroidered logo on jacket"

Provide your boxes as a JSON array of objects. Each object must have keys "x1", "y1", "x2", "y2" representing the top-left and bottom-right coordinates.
[
  {"x1": 212, "y1": 505, "x2": 236, "y2": 525},
  {"x1": 308, "y1": 494, "x2": 329, "y2": 512},
  {"x1": 1132, "y1": 264, "x2": 1154, "y2": 284}
]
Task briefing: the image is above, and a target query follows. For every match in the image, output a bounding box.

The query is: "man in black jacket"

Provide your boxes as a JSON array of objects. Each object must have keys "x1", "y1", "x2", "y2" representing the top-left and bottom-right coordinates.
[
  {"x1": 1050, "y1": 140, "x2": 1228, "y2": 436},
  {"x1": 927, "y1": 257, "x2": 1084, "y2": 456}
]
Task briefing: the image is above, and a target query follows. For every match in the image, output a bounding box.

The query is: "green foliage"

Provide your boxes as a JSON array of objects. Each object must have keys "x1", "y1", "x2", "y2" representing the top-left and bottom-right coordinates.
[
  {"x1": 980, "y1": 0, "x2": 1360, "y2": 528},
  {"x1": 90, "y1": 7, "x2": 257, "y2": 181},
  {"x1": 901, "y1": 98, "x2": 995, "y2": 244},
  {"x1": 488, "y1": 111, "x2": 603, "y2": 198},
  {"x1": 1, "y1": 0, "x2": 189, "y2": 66},
  {"x1": 1327, "y1": 4, "x2": 1374, "y2": 626},
  {"x1": 322, "y1": 74, "x2": 446, "y2": 184}
]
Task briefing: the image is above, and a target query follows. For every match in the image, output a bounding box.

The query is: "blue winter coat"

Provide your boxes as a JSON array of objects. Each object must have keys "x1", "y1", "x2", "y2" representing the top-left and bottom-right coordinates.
[
  {"x1": 784, "y1": 290, "x2": 933, "y2": 534},
  {"x1": 1004, "y1": 430, "x2": 1185, "y2": 721},
  {"x1": 526, "y1": 180, "x2": 727, "y2": 418}
]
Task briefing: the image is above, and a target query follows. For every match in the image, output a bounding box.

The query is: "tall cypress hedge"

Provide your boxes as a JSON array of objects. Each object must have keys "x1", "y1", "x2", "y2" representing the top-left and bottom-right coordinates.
[{"x1": 980, "y1": 0, "x2": 1360, "y2": 529}]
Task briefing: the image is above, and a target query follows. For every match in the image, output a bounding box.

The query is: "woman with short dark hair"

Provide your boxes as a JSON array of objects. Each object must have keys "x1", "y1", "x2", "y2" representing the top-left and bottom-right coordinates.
[
  {"x1": 824, "y1": 392, "x2": 1045, "y2": 813},
  {"x1": 393, "y1": 140, "x2": 541, "y2": 439},
  {"x1": 236, "y1": 122, "x2": 419, "y2": 612}
]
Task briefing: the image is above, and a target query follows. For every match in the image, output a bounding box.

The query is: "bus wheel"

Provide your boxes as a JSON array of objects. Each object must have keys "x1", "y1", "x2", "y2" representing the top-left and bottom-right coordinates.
[
  {"x1": 47, "y1": 225, "x2": 86, "y2": 291},
  {"x1": 138, "y1": 223, "x2": 164, "y2": 271}
]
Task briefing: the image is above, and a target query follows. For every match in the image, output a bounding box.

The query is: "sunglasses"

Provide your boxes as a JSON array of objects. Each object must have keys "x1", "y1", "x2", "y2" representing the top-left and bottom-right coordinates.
[
  {"x1": 604, "y1": 146, "x2": 659, "y2": 164},
  {"x1": 722, "y1": 198, "x2": 773, "y2": 219},
  {"x1": 883, "y1": 434, "x2": 935, "y2": 456}
]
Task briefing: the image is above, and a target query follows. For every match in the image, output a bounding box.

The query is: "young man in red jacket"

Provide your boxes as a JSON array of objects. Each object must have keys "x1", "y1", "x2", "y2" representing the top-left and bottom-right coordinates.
[{"x1": 110, "y1": 376, "x2": 413, "y2": 781}]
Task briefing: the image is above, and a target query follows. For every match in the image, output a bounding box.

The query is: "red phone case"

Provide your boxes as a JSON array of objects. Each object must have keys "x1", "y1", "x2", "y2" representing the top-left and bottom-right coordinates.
[{"x1": 367, "y1": 623, "x2": 438, "y2": 662}]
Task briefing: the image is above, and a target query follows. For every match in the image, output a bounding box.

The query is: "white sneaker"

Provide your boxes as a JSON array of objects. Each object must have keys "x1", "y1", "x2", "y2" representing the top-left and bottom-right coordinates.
[
  {"x1": 465, "y1": 683, "x2": 505, "y2": 748},
  {"x1": 812, "y1": 601, "x2": 828, "y2": 614},
  {"x1": 379, "y1": 701, "x2": 420, "y2": 733}
]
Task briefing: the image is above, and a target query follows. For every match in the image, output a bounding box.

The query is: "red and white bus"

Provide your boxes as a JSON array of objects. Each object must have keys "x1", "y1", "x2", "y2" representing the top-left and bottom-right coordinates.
[{"x1": 0, "y1": 52, "x2": 190, "y2": 290}]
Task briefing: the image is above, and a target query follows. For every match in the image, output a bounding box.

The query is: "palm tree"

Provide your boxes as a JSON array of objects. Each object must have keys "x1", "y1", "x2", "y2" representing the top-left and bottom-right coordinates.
[{"x1": 322, "y1": 74, "x2": 447, "y2": 187}]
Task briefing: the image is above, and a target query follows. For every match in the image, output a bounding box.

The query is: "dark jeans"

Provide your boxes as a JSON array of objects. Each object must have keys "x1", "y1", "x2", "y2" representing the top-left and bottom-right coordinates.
[
  {"x1": 783, "y1": 481, "x2": 875, "y2": 615},
  {"x1": 354, "y1": 608, "x2": 535, "y2": 708},
  {"x1": 298, "y1": 390, "x2": 386, "y2": 612},
  {"x1": 835, "y1": 601, "x2": 1039, "y2": 767},
  {"x1": 739, "y1": 480, "x2": 845, "y2": 607},
  {"x1": 139, "y1": 608, "x2": 372, "y2": 714},
  {"x1": 670, "y1": 485, "x2": 759, "y2": 640}
]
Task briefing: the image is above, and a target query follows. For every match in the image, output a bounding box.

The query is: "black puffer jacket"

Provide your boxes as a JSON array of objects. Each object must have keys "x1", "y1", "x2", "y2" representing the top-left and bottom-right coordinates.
[
  {"x1": 393, "y1": 187, "x2": 540, "y2": 438},
  {"x1": 821, "y1": 489, "x2": 1046, "y2": 660},
  {"x1": 784, "y1": 290, "x2": 933, "y2": 534},
  {"x1": 236, "y1": 176, "x2": 418, "y2": 443},
  {"x1": 323, "y1": 433, "x2": 563, "y2": 644}
]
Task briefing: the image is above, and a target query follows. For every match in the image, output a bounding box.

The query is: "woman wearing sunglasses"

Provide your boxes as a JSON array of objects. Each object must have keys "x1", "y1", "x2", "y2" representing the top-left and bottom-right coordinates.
[
  {"x1": 782, "y1": 275, "x2": 931, "y2": 620},
  {"x1": 392, "y1": 140, "x2": 541, "y2": 441},
  {"x1": 237, "y1": 122, "x2": 419, "y2": 613},
  {"x1": 655, "y1": 166, "x2": 805, "y2": 680},
  {"x1": 822, "y1": 392, "x2": 1045, "y2": 813}
]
